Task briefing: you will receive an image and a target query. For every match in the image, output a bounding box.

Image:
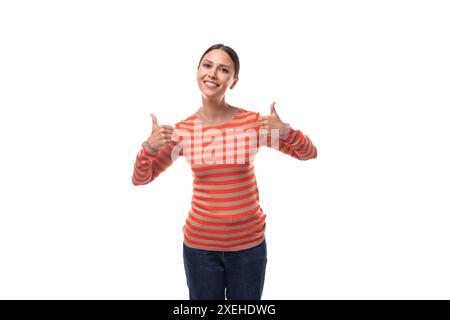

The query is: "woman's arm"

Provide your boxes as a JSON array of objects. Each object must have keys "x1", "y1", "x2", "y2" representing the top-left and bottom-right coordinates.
[
  {"x1": 132, "y1": 113, "x2": 182, "y2": 185},
  {"x1": 273, "y1": 124, "x2": 318, "y2": 160},
  {"x1": 257, "y1": 102, "x2": 318, "y2": 161},
  {"x1": 131, "y1": 139, "x2": 181, "y2": 185}
]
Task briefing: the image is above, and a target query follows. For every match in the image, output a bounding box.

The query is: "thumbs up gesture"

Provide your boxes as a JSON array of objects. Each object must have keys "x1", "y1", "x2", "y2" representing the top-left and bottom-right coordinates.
[
  {"x1": 145, "y1": 113, "x2": 174, "y2": 150},
  {"x1": 257, "y1": 102, "x2": 290, "y2": 138}
]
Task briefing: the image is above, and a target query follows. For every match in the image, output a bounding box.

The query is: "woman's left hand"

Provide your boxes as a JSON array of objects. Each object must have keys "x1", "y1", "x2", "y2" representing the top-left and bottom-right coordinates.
[{"x1": 257, "y1": 101, "x2": 290, "y2": 139}]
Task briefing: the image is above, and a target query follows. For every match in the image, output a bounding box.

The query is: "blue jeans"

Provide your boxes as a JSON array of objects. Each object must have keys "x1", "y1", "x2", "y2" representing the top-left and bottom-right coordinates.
[{"x1": 183, "y1": 240, "x2": 267, "y2": 300}]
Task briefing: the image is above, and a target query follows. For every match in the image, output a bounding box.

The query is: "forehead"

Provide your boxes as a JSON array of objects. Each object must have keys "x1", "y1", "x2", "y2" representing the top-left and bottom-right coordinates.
[{"x1": 202, "y1": 49, "x2": 234, "y2": 68}]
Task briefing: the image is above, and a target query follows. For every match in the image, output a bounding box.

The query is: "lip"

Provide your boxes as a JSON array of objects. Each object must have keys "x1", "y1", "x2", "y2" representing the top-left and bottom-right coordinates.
[{"x1": 204, "y1": 80, "x2": 220, "y2": 87}]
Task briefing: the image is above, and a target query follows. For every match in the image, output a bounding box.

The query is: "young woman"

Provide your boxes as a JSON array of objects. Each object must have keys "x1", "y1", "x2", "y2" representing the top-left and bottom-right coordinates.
[{"x1": 132, "y1": 43, "x2": 318, "y2": 300}]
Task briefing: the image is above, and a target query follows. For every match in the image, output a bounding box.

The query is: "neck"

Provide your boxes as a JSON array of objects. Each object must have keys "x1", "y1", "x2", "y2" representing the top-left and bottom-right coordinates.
[{"x1": 200, "y1": 96, "x2": 232, "y2": 121}]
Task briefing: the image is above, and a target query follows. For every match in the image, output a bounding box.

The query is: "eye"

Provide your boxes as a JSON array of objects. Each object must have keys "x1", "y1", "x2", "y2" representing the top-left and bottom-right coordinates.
[
  {"x1": 221, "y1": 68, "x2": 229, "y2": 73},
  {"x1": 203, "y1": 63, "x2": 211, "y2": 68}
]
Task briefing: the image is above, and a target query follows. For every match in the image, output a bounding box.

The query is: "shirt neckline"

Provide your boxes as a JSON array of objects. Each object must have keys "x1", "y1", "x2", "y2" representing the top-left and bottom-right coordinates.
[{"x1": 195, "y1": 105, "x2": 240, "y2": 126}]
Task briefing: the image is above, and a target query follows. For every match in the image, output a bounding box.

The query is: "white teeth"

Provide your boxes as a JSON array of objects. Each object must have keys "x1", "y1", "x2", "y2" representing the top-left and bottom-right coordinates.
[{"x1": 205, "y1": 81, "x2": 219, "y2": 88}]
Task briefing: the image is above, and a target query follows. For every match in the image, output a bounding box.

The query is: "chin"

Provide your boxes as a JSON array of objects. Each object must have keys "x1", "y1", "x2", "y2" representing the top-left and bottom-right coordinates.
[
  {"x1": 201, "y1": 91, "x2": 220, "y2": 99},
  {"x1": 199, "y1": 87, "x2": 222, "y2": 97}
]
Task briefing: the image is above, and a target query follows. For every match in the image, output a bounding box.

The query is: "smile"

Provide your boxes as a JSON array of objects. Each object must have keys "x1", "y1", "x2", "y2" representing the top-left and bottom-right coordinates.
[{"x1": 204, "y1": 81, "x2": 220, "y2": 88}]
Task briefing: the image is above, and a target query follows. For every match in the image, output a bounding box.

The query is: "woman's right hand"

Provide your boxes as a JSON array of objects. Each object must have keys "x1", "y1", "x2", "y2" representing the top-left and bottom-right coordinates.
[{"x1": 146, "y1": 113, "x2": 174, "y2": 150}]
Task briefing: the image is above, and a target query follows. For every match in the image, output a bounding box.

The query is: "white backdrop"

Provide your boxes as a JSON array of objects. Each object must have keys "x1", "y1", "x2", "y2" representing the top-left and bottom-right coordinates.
[{"x1": 1, "y1": 0, "x2": 449, "y2": 299}]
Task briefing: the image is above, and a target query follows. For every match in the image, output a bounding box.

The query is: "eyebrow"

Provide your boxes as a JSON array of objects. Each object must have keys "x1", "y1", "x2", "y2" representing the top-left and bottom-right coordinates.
[{"x1": 203, "y1": 59, "x2": 231, "y2": 69}]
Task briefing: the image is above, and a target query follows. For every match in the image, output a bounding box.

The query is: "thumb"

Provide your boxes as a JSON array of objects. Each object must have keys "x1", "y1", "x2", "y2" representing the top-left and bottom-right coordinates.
[
  {"x1": 151, "y1": 113, "x2": 158, "y2": 128},
  {"x1": 270, "y1": 101, "x2": 277, "y2": 115}
]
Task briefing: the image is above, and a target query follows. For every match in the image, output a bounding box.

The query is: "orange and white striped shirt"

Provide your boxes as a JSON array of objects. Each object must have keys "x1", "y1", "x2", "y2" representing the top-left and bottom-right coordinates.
[{"x1": 132, "y1": 107, "x2": 317, "y2": 252}]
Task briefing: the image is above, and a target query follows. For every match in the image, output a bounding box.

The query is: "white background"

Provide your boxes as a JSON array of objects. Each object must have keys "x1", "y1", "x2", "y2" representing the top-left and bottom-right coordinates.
[{"x1": 1, "y1": 0, "x2": 449, "y2": 299}]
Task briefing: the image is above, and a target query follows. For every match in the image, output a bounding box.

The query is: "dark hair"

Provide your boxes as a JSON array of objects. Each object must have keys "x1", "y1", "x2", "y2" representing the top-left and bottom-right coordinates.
[{"x1": 198, "y1": 43, "x2": 240, "y2": 79}]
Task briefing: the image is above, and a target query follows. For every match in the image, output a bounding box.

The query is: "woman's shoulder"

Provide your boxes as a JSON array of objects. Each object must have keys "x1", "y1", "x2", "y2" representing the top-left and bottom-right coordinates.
[
  {"x1": 174, "y1": 106, "x2": 260, "y2": 129},
  {"x1": 225, "y1": 106, "x2": 261, "y2": 127},
  {"x1": 232, "y1": 106, "x2": 260, "y2": 119},
  {"x1": 174, "y1": 109, "x2": 199, "y2": 128}
]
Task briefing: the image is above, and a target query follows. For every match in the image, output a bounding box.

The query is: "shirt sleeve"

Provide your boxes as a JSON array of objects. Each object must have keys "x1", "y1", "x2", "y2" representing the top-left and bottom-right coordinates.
[
  {"x1": 264, "y1": 124, "x2": 318, "y2": 161},
  {"x1": 131, "y1": 139, "x2": 181, "y2": 185}
]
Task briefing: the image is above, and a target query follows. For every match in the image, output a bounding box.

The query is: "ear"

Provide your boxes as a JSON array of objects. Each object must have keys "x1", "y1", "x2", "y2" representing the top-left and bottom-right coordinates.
[{"x1": 230, "y1": 77, "x2": 239, "y2": 89}]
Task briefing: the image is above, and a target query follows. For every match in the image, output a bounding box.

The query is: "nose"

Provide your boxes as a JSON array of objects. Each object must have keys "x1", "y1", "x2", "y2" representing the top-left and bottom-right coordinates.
[{"x1": 207, "y1": 68, "x2": 218, "y2": 79}]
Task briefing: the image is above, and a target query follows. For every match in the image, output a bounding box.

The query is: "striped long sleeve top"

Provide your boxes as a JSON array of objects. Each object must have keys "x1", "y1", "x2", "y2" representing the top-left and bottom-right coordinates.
[{"x1": 132, "y1": 107, "x2": 317, "y2": 252}]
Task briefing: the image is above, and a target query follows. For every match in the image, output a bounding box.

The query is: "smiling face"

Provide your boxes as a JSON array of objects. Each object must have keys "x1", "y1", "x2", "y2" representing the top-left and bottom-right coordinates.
[{"x1": 197, "y1": 49, "x2": 239, "y2": 99}]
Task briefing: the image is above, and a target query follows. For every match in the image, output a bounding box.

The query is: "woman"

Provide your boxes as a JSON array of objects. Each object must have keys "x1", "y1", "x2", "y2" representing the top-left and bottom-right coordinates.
[{"x1": 132, "y1": 43, "x2": 317, "y2": 300}]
